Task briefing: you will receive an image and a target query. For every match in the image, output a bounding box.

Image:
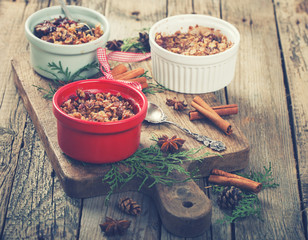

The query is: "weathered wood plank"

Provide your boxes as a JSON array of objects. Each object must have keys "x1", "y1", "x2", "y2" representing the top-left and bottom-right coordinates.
[
  {"x1": 1, "y1": 1, "x2": 82, "y2": 239},
  {"x1": 224, "y1": 0, "x2": 306, "y2": 239},
  {"x1": 2, "y1": 0, "x2": 306, "y2": 239},
  {"x1": 11, "y1": 0, "x2": 250, "y2": 238},
  {"x1": 274, "y1": 0, "x2": 308, "y2": 230},
  {"x1": 80, "y1": 192, "x2": 161, "y2": 240},
  {"x1": 79, "y1": 6, "x2": 166, "y2": 236},
  {"x1": 11, "y1": 0, "x2": 249, "y2": 197},
  {"x1": 0, "y1": 0, "x2": 31, "y2": 237},
  {"x1": 79, "y1": 1, "x2": 163, "y2": 239},
  {"x1": 162, "y1": 0, "x2": 232, "y2": 239},
  {"x1": 2, "y1": 117, "x2": 81, "y2": 239}
]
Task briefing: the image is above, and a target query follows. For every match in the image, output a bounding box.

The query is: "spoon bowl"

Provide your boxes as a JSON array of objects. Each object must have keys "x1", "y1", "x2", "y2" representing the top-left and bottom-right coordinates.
[
  {"x1": 145, "y1": 102, "x2": 226, "y2": 151},
  {"x1": 59, "y1": 0, "x2": 94, "y2": 35},
  {"x1": 145, "y1": 102, "x2": 167, "y2": 123}
]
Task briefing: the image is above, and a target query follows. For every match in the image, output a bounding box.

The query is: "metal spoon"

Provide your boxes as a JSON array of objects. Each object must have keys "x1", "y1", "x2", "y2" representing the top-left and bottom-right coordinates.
[
  {"x1": 145, "y1": 102, "x2": 226, "y2": 152},
  {"x1": 59, "y1": 0, "x2": 94, "y2": 36}
]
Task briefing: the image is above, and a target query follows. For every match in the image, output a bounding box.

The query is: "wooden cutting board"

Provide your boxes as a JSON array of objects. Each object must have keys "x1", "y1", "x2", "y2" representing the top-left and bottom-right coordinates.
[{"x1": 12, "y1": 53, "x2": 249, "y2": 238}]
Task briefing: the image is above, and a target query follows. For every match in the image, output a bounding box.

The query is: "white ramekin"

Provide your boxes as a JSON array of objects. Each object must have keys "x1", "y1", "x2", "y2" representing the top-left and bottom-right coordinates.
[
  {"x1": 149, "y1": 14, "x2": 240, "y2": 94},
  {"x1": 25, "y1": 6, "x2": 110, "y2": 80}
]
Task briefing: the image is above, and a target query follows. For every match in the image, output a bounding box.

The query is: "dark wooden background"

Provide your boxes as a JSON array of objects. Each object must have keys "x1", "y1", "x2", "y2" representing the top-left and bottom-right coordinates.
[{"x1": 0, "y1": 0, "x2": 307, "y2": 239}]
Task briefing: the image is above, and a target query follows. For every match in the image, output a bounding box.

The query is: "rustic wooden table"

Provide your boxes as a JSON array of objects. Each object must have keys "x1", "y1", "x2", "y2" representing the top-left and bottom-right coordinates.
[{"x1": 1, "y1": 0, "x2": 307, "y2": 239}]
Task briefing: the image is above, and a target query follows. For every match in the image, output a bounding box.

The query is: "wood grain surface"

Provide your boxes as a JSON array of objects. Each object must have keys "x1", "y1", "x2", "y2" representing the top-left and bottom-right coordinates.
[
  {"x1": 12, "y1": 51, "x2": 250, "y2": 197},
  {"x1": 0, "y1": 0, "x2": 307, "y2": 239},
  {"x1": 11, "y1": 47, "x2": 249, "y2": 236}
]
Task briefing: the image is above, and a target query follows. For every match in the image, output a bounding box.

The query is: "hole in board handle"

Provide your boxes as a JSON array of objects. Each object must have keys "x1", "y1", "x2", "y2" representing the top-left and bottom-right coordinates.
[{"x1": 182, "y1": 201, "x2": 193, "y2": 208}]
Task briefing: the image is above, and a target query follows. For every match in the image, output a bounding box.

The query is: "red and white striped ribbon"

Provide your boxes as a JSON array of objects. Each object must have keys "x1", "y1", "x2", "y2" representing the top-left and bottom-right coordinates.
[
  {"x1": 116, "y1": 80, "x2": 143, "y2": 91},
  {"x1": 107, "y1": 51, "x2": 151, "y2": 62},
  {"x1": 96, "y1": 48, "x2": 143, "y2": 92},
  {"x1": 97, "y1": 47, "x2": 114, "y2": 80}
]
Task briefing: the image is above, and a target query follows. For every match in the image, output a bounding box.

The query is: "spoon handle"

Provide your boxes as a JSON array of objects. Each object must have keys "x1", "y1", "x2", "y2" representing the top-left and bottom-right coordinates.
[
  {"x1": 59, "y1": 0, "x2": 74, "y2": 19},
  {"x1": 58, "y1": 0, "x2": 94, "y2": 36},
  {"x1": 165, "y1": 121, "x2": 226, "y2": 152}
]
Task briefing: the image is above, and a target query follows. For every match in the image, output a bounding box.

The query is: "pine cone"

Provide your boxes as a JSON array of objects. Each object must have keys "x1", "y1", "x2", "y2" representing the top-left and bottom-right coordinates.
[
  {"x1": 217, "y1": 186, "x2": 243, "y2": 210},
  {"x1": 138, "y1": 32, "x2": 150, "y2": 52},
  {"x1": 118, "y1": 197, "x2": 141, "y2": 216}
]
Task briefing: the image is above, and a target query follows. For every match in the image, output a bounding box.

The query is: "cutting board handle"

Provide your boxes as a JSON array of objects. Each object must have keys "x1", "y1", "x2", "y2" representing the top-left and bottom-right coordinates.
[{"x1": 151, "y1": 175, "x2": 212, "y2": 237}]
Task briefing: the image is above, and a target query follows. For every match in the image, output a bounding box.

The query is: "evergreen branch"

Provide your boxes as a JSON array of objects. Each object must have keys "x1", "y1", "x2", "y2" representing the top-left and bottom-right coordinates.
[
  {"x1": 33, "y1": 83, "x2": 57, "y2": 100},
  {"x1": 35, "y1": 61, "x2": 99, "y2": 100},
  {"x1": 142, "y1": 81, "x2": 169, "y2": 94},
  {"x1": 238, "y1": 162, "x2": 279, "y2": 189},
  {"x1": 212, "y1": 163, "x2": 279, "y2": 224},
  {"x1": 139, "y1": 70, "x2": 151, "y2": 79},
  {"x1": 217, "y1": 193, "x2": 261, "y2": 224},
  {"x1": 43, "y1": 61, "x2": 99, "y2": 83},
  {"x1": 102, "y1": 144, "x2": 211, "y2": 204},
  {"x1": 121, "y1": 39, "x2": 147, "y2": 53},
  {"x1": 47, "y1": 61, "x2": 72, "y2": 81},
  {"x1": 69, "y1": 61, "x2": 99, "y2": 82},
  {"x1": 39, "y1": 64, "x2": 63, "y2": 83}
]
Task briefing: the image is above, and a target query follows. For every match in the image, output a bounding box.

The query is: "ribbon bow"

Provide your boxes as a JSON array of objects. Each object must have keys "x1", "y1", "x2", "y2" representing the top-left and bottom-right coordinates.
[{"x1": 97, "y1": 48, "x2": 148, "y2": 92}]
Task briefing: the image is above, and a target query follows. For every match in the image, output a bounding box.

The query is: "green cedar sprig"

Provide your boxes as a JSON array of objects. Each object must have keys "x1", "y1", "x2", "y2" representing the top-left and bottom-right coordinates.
[
  {"x1": 212, "y1": 163, "x2": 279, "y2": 223},
  {"x1": 43, "y1": 60, "x2": 99, "y2": 83},
  {"x1": 238, "y1": 163, "x2": 279, "y2": 188},
  {"x1": 121, "y1": 37, "x2": 147, "y2": 53},
  {"x1": 34, "y1": 60, "x2": 167, "y2": 99},
  {"x1": 120, "y1": 28, "x2": 150, "y2": 53},
  {"x1": 33, "y1": 61, "x2": 99, "y2": 100},
  {"x1": 33, "y1": 83, "x2": 57, "y2": 100},
  {"x1": 102, "y1": 144, "x2": 210, "y2": 204},
  {"x1": 216, "y1": 192, "x2": 261, "y2": 224},
  {"x1": 136, "y1": 70, "x2": 169, "y2": 94},
  {"x1": 142, "y1": 82, "x2": 170, "y2": 94}
]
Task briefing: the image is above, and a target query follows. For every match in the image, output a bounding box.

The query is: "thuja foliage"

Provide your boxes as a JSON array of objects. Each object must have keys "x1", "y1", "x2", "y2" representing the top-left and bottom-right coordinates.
[
  {"x1": 134, "y1": 70, "x2": 169, "y2": 94},
  {"x1": 43, "y1": 61, "x2": 99, "y2": 82},
  {"x1": 102, "y1": 145, "x2": 211, "y2": 204},
  {"x1": 34, "y1": 61, "x2": 99, "y2": 99},
  {"x1": 238, "y1": 163, "x2": 280, "y2": 189},
  {"x1": 120, "y1": 27, "x2": 150, "y2": 53},
  {"x1": 34, "y1": 61, "x2": 166, "y2": 99},
  {"x1": 212, "y1": 163, "x2": 279, "y2": 223}
]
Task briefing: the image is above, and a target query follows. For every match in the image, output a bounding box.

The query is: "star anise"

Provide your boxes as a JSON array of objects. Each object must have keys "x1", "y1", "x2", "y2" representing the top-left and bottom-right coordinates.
[
  {"x1": 157, "y1": 135, "x2": 186, "y2": 153},
  {"x1": 106, "y1": 39, "x2": 124, "y2": 51},
  {"x1": 166, "y1": 97, "x2": 188, "y2": 111},
  {"x1": 99, "y1": 217, "x2": 131, "y2": 236}
]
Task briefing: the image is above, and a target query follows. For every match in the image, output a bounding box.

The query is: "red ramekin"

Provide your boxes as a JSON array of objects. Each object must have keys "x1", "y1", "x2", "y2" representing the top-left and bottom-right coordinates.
[{"x1": 52, "y1": 79, "x2": 148, "y2": 164}]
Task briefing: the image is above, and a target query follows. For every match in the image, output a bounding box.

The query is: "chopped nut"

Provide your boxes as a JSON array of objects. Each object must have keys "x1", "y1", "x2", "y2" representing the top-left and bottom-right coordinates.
[
  {"x1": 155, "y1": 24, "x2": 233, "y2": 56},
  {"x1": 34, "y1": 16, "x2": 104, "y2": 45},
  {"x1": 60, "y1": 89, "x2": 135, "y2": 122}
]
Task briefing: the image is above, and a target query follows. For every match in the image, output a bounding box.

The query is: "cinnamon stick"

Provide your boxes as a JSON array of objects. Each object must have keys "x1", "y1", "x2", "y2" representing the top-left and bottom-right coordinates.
[
  {"x1": 208, "y1": 169, "x2": 262, "y2": 193},
  {"x1": 140, "y1": 82, "x2": 148, "y2": 89},
  {"x1": 111, "y1": 64, "x2": 128, "y2": 76},
  {"x1": 191, "y1": 96, "x2": 232, "y2": 135},
  {"x1": 113, "y1": 68, "x2": 145, "y2": 80},
  {"x1": 121, "y1": 77, "x2": 148, "y2": 89},
  {"x1": 189, "y1": 104, "x2": 238, "y2": 120},
  {"x1": 122, "y1": 77, "x2": 147, "y2": 84}
]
